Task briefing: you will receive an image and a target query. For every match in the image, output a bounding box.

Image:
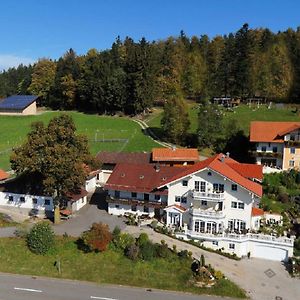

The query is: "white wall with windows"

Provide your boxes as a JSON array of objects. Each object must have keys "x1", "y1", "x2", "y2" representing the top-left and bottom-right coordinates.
[
  {"x1": 0, "y1": 191, "x2": 53, "y2": 211},
  {"x1": 166, "y1": 168, "x2": 255, "y2": 231},
  {"x1": 255, "y1": 142, "x2": 283, "y2": 153},
  {"x1": 68, "y1": 196, "x2": 87, "y2": 212}
]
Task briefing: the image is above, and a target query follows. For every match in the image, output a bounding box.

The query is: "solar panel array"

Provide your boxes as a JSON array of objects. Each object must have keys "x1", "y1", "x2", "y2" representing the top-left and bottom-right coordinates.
[{"x1": 0, "y1": 95, "x2": 38, "y2": 111}]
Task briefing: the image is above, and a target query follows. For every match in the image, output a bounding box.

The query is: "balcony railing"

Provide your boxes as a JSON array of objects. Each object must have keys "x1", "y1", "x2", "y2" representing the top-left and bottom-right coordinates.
[
  {"x1": 192, "y1": 191, "x2": 225, "y2": 200},
  {"x1": 184, "y1": 230, "x2": 294, "y2": 245},
  {"x1": 107, "y1": 196, "x2": 166, "y2": 208},
  {"x1": 189, "y1": 208, "x2": 225, "y2": 219},
  {"x1": 250, "y1": 150, "x2": 283, "y2": 158}
]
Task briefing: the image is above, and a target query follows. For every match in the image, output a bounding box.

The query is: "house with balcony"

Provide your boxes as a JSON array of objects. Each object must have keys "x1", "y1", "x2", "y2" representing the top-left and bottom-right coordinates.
[
  {"x1": 104, "y1": 153, "x2": 294, "y2": 261},
  {"x1": 250, "y1": 121, "x2": 300, "y2": 170}
]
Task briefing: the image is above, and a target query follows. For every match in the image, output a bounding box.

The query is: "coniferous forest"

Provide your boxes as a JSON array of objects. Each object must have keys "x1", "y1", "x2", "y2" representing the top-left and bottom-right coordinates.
[{"x1": 1, "y1": 24, "x2": 300, "y2": 114}]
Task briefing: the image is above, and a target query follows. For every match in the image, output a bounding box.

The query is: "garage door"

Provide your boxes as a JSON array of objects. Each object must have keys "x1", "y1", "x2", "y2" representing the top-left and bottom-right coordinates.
[{"x1": 253, "y1": 245, "x2": 288, "y2": 261}]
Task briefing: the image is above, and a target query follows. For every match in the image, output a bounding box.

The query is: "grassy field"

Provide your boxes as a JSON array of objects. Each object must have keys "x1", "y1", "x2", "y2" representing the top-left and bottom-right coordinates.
[
  {"x1": 0, "y1": 112, "x2": 160, "y2": 170},
  {"x1": 147, "y1": 103, "x2": 300, "y2": 136},
  {"x1": 0, "y1": 237, "x2": 246, "y2": 298}
]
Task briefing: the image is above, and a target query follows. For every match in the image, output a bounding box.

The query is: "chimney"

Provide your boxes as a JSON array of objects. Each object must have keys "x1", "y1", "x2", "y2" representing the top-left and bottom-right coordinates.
[
  {"x1": 172, "y1": 145, "x2": 176, "y2": 151},
  {"x1": 226, "y1": 152, "x2": 230, "y2": 158},
  {"x1": 221, "y1": 155, "x2": 225, "y2": 163}
]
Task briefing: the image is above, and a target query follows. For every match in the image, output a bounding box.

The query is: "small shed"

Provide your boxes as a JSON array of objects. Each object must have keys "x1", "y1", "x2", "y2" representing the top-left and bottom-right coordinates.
[{"x1": 0, "y1": 95, "x2": 38, "y2": 115}]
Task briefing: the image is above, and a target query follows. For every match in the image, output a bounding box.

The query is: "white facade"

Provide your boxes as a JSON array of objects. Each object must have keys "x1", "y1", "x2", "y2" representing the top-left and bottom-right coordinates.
[
  {"x1": 68, "y1": 195, "x2": 87, "y2": 212},
  {"x1": 255, "y1": 142, "x2": 283, "y2": 168},
  {"x1": 0, "y1": 191, "x2": 53, "y2": 212},
  {"x1": 85, "y1": 176, "x2": 97, "y2": 193}
]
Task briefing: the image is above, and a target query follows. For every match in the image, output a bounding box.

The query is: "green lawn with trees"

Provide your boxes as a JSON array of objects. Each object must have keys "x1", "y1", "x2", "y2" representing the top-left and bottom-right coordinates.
[
  {"x1": 0, "y1": 112, "x2": 159, "y2": 170},
  {"x1": 0, "y1": 224, "x2": 246, "y2": 298}
]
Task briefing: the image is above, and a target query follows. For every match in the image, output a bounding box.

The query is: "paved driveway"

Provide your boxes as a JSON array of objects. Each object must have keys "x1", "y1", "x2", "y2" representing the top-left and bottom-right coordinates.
[
  {"x1": 125, "y1": 226, "x2": 299, "y2": 300},
  {"x1": 53, "y1": 203, "x2": 126, "y2": 236}
]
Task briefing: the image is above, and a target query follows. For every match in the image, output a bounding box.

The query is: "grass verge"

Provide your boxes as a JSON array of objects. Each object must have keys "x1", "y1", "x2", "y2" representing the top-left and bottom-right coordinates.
[{"x1": 0, "y1": 237, "x2": 246, "y2": 298}]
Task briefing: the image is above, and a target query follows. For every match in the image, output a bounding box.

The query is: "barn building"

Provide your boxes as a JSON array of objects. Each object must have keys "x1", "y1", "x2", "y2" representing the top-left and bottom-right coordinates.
[{"x1": 0, "y1": 95, "x2": 38, "y2": 115}]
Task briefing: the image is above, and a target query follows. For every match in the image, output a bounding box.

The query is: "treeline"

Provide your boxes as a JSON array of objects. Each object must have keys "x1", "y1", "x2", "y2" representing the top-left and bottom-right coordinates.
[{"x1": 1, "y1": 23, "x2": 300, "y2": 114}]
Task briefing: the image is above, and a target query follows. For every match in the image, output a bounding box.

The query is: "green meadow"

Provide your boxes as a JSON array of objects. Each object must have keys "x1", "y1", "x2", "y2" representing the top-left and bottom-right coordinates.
[{"x1": 0, "y1": 111, "x2": 159, "y2": 170}]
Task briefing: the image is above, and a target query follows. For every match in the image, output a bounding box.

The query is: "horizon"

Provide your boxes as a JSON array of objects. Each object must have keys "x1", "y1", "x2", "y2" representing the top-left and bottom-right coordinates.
[{"x1": 0, "y1": 0, "x2": 300, "y2": 70}]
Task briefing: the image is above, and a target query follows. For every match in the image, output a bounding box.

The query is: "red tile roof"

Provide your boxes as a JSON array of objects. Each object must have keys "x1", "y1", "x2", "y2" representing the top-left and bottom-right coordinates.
[
  {"x1": 252, "y1": 207, "x2": 264, "y2": 216},
  {"x1": 152, "y1": 148, "x2": 199, "y2": 162},
  {"x1": 67, "y1": 188, "x2": 88, "y2": 202},
  {"x1": 96, "y1": 151, "x2": 151, "y2": 165},
  {"x1": 226, "y1": 163, "x2": 263, "y2": 180},
  {"x1": 0, "y1": 169, "x2": 9, "y2": 181},
  {"x1": 250, "y1": 121, "x2": 300, "y2": 143},
  {"x1": 104, "y1": 163, "x2": 185, "y2": 194},
  {"x1": 158, "y1": 154, "x2": 262, "y2": 197}
]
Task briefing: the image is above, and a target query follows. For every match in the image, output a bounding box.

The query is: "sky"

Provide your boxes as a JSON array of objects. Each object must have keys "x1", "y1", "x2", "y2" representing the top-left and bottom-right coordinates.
[{"x1": 0, "y1": 0, "x2": 299, "y2": 70}]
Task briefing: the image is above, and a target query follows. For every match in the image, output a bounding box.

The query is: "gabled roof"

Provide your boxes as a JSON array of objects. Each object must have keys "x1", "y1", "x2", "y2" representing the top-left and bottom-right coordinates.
[
  {"x1": 226, "y1": 163, "x2": 263, "y2": 180},
  {"x1": 104, "y1": 163, "x2": 185, "y2": 194},
  {"x1": 152, "y1": 148, "x2": 199, "y2": 162},
  {"x1": 0, "y1": 169, "x2": 9, "y2": 181},
  {"x1": 252, "y1": 207, "x2": 264, "y2": 216},
  {"x1": 67, "y1": 188, "x2": 88, "y2": 202},
  {"x1": 157, "y1": 154, "x2": 262, "y2": 197},
  {"x1": 96, "y1": 151, "x2": 151, "y2": 165},
  {"x1": 0, "y1": 95, "x2": 38, "y2": 111},
  {"x1": 165, "y1": 204, "x2": 187, "y2": 212},
  {"x1": 250, "y1": 121, "x2": 300, "y2": 143}
]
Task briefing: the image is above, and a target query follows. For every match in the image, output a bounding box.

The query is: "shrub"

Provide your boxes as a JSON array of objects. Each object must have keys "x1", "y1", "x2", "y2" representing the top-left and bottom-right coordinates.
[
  {"x1": 136, "y1": 232, "x2": 149, "y2": 247},
  {"x1": 14, "y1": 226, "x2": 29, "y2": 238},
  {"x1": 113, "y1": 233, "x2": 135, "y2": 251},
  {"x1": 26, "y1": 222, "x2": 54, "y2": 255},
  {"x1": 81, "y1": 222, "x2": 112, "y2": 252},
  {"x1": 178, "y1": 249, "x2": 189, "y2": 259},
  {"x1": 126, "y1": 243, "x2": 140, "y2": 261},
  {"x1": 139, "y1": 240, "x2": 156, "y2": 261},
  {"x1": 112, "y1": 226, "x2": 121, "y2": 239},
  {"x1": 156, "y1": 243, "x2": 170, "y2": 258},
  {"x1": 150, "y1": 220, "x2": 158, "y2": 229}
]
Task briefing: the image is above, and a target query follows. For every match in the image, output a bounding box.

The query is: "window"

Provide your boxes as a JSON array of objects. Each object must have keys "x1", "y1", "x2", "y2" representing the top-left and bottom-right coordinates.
[
  {"x1": 229, "y1": 243, "x2": 235, "y2": 250},
  {"x1": 131, "y1": 192, "x2": 137, "y2": 198},
  {"x1": 144, "y1": 193, "x2": 149, "y2": 201},
  {"x1": 131, "y1": 205, "x2": 137, "y2": 211},
  {"x1": 114, "y1": 190, "x2": 120, "y2": 198},
  {"x1": 200, "y1": 221, "x2": 205, "y2": 233},
  {"x1": 238, "y1": 202, "x2": 245, "y2": 209},
  {"x1": 175, "y1": 196, "x2": 181, "y2": 202},
  {"x1": 200, "y1": 181, "x2": 206, "y2": 192},
  {"x1": 289, "y1": 160, "x2": 295, "y2": 167},
  {"x1": 144, "y1": 206, "x2": 149, "y2": 213},
  {"x1": 240, "y1": 221, "x2": 246, "y2": 230},
  {"x1": 272, "y1": 146, "x2": 277, "y2": 153},
  {"x1": 194, "y1": 181, "x2": 200, "y2": 192},
  {"x1": 231, "y1": 184, "x2": 237, "y2": 191},
  {"x1": 290, "y1": 147, "x2": 296, "y2": 154},
  {"x1": 201, "y1": 200, "x2": 207, "y2": 206},
  {"x1": 182, "y1": 180, "x2": 188, "y2": 187},
  {"x1": 20, "y1": 196, "x2": 25, "y2": 203},
  {"x1": 82, "y1": 198, "x2": 85, "y2": 203},
  {"x1": 32, "y1": 198, "x2": 37, "y2": 204},
  {"x1": 206, "y1": 223, "x2": 211, "y2": 233},
  {"x1": 290, "y1": 134, "x2": 295, "y2": 141},
  {"x1": 115, "y1": 204, "x2": 120, "y2": 208},
  {"x1": 213, "y1": 183, "x2": 224, "y2": 193},
  {"x1": 207, "y1": 171, "x2": 212, "y2": 176},
  {"x1": 231, "y1": 201, "x2": 237, "y2": 208},
  {"x1": 261, "y1": 146, "x2": 266, "y2": 152},
  {"x1": 154, "y1": 194, "x2": 160, "y2": 200},
  {"x1": 228, "y1": 220, "x2": 234, "y2": 231},
  {"x1": 212, "y1": 241, "x2": 218, "y2": 246},
  {"x1": 181, "y1": 197, "x2": 187, "y2": 203},
  {"x1": 194, "y1": 221, "x2": 199, "y2": 232},
  {"x1": 44, "y1": 199, "x2": 50, "y2": 206},
  {"x1": 8, "y1": 195, "x2": 14, "y2": 202}
]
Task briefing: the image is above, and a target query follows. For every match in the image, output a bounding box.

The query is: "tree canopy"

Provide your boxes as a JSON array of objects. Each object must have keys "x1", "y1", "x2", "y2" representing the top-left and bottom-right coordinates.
[
  {"x1": 10, "y1": 114, "x2": 95, "y2": 203},
  {"x1": 1, "y1": 24, "x2": 300, "y2": 113}
]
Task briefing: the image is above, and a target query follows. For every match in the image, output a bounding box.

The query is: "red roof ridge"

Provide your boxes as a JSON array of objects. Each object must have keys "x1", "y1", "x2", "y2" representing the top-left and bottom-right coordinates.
[{"x1": 165, "y1": 204, "x2": 187, "y2": 212}]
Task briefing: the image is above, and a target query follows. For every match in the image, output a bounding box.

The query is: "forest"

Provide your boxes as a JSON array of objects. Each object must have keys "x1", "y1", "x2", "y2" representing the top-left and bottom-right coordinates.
[{"x1": 1, "y1": 23, "x2": 300, "y2": 115}]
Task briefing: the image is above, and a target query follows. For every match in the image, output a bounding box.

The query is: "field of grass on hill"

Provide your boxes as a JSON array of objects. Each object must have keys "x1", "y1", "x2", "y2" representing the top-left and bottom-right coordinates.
[
  {"x1": 0, "y1": 111, "x2": 160, "y2": 171},
  {"x1": 147, "y1": 103, "x2": 300, "y2": 138}
]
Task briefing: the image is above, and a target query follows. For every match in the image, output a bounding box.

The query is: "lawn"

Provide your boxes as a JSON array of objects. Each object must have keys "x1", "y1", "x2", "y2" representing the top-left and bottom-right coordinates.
[
  {"x1": 0, "y1": 237, "x2": 246, "y2": 298},
  {"x1": 0, "y1": 111, "x2": 160, "y2": 170},
  {"x1": 0, "y1": 213, "x2": 18, "y2": 227},
  {"x1": 147, "y1": 103, "x2": 300, "y2": 137}
]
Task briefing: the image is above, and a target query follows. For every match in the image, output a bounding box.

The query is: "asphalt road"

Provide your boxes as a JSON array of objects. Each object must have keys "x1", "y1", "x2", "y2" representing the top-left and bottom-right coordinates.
[{"x1": 0, "y1": 273, "x2": 225, "y2": 300}]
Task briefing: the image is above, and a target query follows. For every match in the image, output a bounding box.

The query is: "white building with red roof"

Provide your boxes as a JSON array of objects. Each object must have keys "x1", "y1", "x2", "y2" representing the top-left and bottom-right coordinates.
[
  {"x1": 250, "y1": 121, "x2": 300, "y2": 170},
  {"x1": 104, "y1": 153, "x2": 294, "y2": 261}
]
